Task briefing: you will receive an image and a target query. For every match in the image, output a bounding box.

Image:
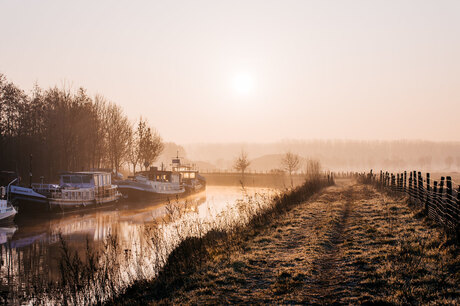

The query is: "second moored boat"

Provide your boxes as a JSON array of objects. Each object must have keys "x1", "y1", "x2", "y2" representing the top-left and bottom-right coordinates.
[
  {"x1": 28, "y1": 171, "x2": 122, "y2": 213},
  {"x1": 115, "y1": 167, "x2": 185, "y2": 201}
]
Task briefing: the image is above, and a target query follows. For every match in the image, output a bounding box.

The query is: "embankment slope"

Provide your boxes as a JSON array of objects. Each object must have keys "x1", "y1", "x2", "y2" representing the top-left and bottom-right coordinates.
[{"x1": 118, "y1": 179, "x2": 459, "y2": 304}]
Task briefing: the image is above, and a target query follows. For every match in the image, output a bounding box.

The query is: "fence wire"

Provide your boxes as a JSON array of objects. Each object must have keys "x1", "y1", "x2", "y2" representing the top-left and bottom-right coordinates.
[{"x1": 358, "y1": 171, "x2": 459, "y2": 235}]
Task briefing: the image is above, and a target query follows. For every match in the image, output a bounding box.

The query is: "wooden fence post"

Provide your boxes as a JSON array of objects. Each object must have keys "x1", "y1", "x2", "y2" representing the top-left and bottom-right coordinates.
[
  {"x1": 409, "y1": 171, "x2": 413, "y2": 198},
  {"x1": 440, "y1": 177, "x2": 445, "y2": 225},
  {"x1": 404, "y1": 171, "x2": 407, "y2": 192},
  {"x1": 397, "y1": 173, "x2": 400, "y2": 191},
  {"x1": 418, "y1": 172, "x2": 423, "y2": 203},
  {"x1": 457, "y1": 186, "x2": 460, "y2": 235},
  {"x1": 413, "y1": 171, "x2": 418, "y2": 201},
  {"x1": 433, "y1": 181, "x2": 438, "y2": 222},
  {"x1": 446, "y1": 177, "x2": 453, "y2": 230},
  {"x1": 426, "y1": 173, "x2": 430, "y2": 214}
]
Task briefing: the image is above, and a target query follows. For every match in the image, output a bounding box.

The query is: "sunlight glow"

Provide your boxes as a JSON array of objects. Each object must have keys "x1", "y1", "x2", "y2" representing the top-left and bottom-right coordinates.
[{"x1": 232, "y1": 73, "x2": 255, "y2": 96}]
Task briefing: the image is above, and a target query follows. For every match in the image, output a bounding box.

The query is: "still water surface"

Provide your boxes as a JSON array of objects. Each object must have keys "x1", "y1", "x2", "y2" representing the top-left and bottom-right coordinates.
[{"x1": 0, "y1": 186, "x2": 269, "y2": 302}]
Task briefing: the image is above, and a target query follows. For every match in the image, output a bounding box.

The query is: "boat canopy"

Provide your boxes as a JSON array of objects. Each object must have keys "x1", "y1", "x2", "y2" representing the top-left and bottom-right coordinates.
[{"x1": 59, "y1": 172, "x2": 112, "y2": 188}]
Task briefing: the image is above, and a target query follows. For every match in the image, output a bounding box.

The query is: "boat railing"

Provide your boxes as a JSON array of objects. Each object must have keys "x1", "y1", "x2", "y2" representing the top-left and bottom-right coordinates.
[{"x1": 32, "y1": 183, "x2": 60, "y2": 193}]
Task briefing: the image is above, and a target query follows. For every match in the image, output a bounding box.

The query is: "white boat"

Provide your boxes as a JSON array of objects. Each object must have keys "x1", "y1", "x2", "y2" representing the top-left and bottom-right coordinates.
[
  {"x1": 116, "y1": 167, "x2": 185, "y2": 201},
  {"x1": 0, "y1": 185, "x2": 17, "y2": 223},
  {"x1": 171, "y1": 157, "x2": 206, "y2": 194},
  {"x1": 30, "y1": 171, "x2": 122, "y2": 213}
]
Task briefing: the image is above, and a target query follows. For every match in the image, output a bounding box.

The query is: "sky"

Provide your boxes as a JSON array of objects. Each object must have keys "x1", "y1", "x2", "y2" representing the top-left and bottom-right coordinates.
[{"x1": 1, "y1": 0, "x2": 459, "y2": 143}]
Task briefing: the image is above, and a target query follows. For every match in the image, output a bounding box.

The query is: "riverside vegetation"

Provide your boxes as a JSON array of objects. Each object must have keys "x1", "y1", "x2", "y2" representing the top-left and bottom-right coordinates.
[
  {"x1": 26, "y1": 171, "x2": 331, "y2": 304},
  {"x1": 115, "y1": 179, "x2": 458, "y2": 304},
  {"x1": 0, "y1": 73, "x2": 163, "y2": 181}
]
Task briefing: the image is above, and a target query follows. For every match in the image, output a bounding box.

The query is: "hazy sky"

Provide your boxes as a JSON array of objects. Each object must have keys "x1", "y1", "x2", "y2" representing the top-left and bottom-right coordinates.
[{"x1": 1, "y1": 0, "x2": 459, "y2": 143}]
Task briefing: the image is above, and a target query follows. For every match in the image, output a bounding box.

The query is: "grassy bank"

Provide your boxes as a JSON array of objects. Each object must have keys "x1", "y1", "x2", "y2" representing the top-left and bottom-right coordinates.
[
  {"x1": 114, "y1": 180, "x2": 459, "y2": 304},
  {"x1": 111, "y1": 176, "x2": 333, "y2": 304}
]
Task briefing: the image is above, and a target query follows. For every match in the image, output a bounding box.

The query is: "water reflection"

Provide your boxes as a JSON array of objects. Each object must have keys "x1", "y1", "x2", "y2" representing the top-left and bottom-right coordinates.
[{"x1": 0, "y1": 186, "x2": 267, "y2": 303}]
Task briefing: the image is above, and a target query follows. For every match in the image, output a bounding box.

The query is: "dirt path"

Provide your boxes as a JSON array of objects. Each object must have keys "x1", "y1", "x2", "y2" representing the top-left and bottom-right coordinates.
[{"x1": 145, "y1": 179, "x2": 459, "y2": 304}]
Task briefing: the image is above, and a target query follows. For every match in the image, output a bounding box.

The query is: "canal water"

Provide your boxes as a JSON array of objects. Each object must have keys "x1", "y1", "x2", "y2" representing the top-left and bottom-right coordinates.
[{"x1": 0, "y1": 186, "x2": 272, "y2": 303}]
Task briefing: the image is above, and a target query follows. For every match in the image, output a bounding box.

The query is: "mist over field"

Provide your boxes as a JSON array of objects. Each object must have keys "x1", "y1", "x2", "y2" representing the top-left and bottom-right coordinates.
[
  {"x1": 0, "y1": 0, "x2": 459, "y2": 304},
  {"x1": 157, "y1": 140, "x2": 460, "y2": 172}
]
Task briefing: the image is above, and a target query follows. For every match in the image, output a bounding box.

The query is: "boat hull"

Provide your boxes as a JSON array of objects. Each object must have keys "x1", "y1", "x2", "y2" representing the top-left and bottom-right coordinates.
[
  {"x1": 0, "y1": 208, "x2": 17, "y2": 224},
  {"x1": 9, "y1": 185, "x2": 49, "y2": 204},
  {"x1": 118, "y1": 187, "x2": 185, "y2": 202},
  {"x1": 13, "y1": 196, "x2": 119, "y2": 214},
  {"x1": 47, "y1": 200, "x2": 118, "y2": 213}
]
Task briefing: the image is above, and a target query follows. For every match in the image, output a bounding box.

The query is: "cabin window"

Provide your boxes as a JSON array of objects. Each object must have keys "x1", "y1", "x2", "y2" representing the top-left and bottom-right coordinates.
[
  {"x1": 71, "y1": 176, "x2": 82, "y2": 184},
  {"x1": 190, "y1": 173, "x2": 195, "y2": 179},
  {"x1": 63, "y1": 176, "x2": 71, "y2": 183},
  {"x1": 82, "y1": 176, "x2": 91, "y2": 184}
]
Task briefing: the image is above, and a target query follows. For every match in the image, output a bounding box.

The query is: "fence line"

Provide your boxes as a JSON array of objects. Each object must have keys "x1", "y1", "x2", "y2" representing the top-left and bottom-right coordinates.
[{"x1": 359, "y1": 170, "x2": 459, "y2": 236}]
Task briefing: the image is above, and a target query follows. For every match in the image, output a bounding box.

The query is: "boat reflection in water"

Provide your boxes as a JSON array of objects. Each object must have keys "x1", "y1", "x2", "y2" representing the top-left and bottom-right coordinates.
[{"x1": 0, "y1": 186, "x2": 267, "y2": 304}]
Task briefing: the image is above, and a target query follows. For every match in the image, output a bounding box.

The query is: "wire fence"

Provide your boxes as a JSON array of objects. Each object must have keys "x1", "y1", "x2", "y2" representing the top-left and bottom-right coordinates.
[{"x1": 358, "y1": 170, "x2": 460, "y2": 236}]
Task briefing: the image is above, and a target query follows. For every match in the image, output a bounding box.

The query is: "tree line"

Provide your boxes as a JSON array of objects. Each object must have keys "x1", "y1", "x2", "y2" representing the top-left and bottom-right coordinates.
[
  {"x1": 0, "y1": 73, "x2": 163, "y2": 183},
  {"x1": 233, "y1": 150, "x2": 320, "y2": 187}
]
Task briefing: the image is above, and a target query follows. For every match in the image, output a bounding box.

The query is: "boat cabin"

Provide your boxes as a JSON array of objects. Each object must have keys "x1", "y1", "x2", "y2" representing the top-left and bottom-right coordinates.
[
  {"x1": 171, "y1": 159, "x2": 198, "y2": 180},
  {"x1": 60, "y1": 172, "x2": 112, "y2": 188},
  {"x1": 136, "y1": 167, "x2": 180, "y2": 184}
]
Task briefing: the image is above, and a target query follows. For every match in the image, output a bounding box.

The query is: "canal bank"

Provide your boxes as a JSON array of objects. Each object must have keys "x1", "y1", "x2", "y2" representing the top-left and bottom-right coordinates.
[
  {"x1": 111, "y1": 177, "x2": 333, "y2": 304},
  {"x1": 114, "y1": 179, "x2": 459, "y2": 305},
  {"x1": 0, "y1": 186, "x2": 271, "y2": 304}
]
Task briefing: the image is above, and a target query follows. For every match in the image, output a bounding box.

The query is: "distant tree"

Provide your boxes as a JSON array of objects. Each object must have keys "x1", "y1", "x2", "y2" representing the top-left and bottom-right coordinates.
[
  {"x1": 105, "y1": 102, "x2": 131, "y2": 174},
  {"x1": 234, "y1": 150, "x2": 250, "y2": 178},
  {"x1": 445, "y1": 156, "x2": 454, "y2": 170},
  {"x1": 138, "y1": 118, "x2": 164, "y2": 170},
  {"x1": 281, "y1": 152, "x2": 301, "y2": 187},
  {"x1": 0, "y1": 73, "x2": 167, "y2": 181},
  {"x1": 127, "y1": 125, "x2": 140, "y2": 174},
  {"x1": 418, "y1": 156, "x2": 432, "y2": 170}
]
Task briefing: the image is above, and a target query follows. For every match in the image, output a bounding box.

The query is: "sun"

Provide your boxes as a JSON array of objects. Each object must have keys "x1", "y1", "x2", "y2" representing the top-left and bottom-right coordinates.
[{"x1": 232, "y1": 73, "x2": 255, "y2": 96}]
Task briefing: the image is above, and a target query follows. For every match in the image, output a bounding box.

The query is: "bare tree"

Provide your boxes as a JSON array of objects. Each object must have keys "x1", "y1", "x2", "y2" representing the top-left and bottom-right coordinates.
[
  {"x1": 0, "y1": 73, "x2": 169, "y2": 181},
  {"x1": 445, "y1": 156, "x2": 454, "y2": 170},
  {"x1": 281, "y1": 151, "x2": 301, "y2": 187},
  {"x1": 105, "y1": 102, "x2": 131, "y2": 174},
  {"x1": 138, "y1": 118, "x2": 164, "y2": 170},
  {"x1": 127, "y1": 124, "x2": 141, "y2": 174},
  {"x1": 234, "y1": 150, "x2": 250, "y2": 178}
]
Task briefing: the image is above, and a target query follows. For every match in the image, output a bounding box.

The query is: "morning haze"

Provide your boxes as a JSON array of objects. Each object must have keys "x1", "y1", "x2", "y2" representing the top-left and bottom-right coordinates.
[
  {"x1": 1, "y1": 0, "x2": 459, "y2": 143},
  {"x1": 1, "y1": 1, "x2": 460, "y2": 304}
]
